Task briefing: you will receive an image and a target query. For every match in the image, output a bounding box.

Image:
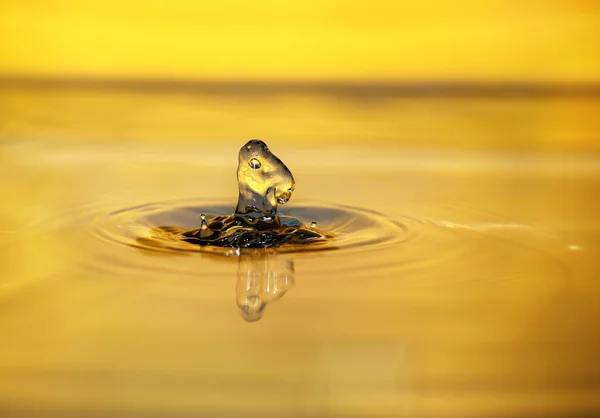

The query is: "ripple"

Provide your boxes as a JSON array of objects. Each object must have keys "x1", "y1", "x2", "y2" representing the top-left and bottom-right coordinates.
[
  {"x1": 13, "y1": 198, "x2": 569, "y2": 293},
  {"x1": 90, "y1": 198, "x2": 412, "y2": 256}
]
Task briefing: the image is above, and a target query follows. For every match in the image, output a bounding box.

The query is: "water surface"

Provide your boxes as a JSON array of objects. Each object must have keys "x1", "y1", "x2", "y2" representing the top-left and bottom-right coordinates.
[{"x1": 1, "y1": 87, "x2": 599, "y2": 417}]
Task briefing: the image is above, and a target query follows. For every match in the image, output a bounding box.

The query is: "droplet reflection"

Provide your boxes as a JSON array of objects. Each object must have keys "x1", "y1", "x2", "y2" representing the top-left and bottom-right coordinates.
[{"x1": 236, "y1": 250, "x2": 294, "y2": 322}]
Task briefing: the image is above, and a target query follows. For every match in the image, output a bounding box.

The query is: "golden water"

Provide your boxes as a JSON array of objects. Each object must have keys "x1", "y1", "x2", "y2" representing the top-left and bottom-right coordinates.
[{"x1": 1, "y1": 85, "x2": 599, "y2": 417}]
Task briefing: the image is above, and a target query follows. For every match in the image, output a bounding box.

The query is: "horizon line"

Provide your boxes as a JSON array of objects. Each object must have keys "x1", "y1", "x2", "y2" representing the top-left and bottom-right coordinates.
[{"x1": 1, "y1": 75, "x2": 599, "y2": 97}]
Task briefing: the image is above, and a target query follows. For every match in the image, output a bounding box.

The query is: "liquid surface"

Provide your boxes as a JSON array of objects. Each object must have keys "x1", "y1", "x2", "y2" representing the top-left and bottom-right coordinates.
[{"x1": 1, "y1": 87, "x2": 600, "y2": 417}]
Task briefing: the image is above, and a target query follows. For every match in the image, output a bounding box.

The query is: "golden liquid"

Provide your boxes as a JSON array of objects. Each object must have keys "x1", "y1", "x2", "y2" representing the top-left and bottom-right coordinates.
[{"x1": 1, "y1": 85, "x2": 599, "y2": 417}]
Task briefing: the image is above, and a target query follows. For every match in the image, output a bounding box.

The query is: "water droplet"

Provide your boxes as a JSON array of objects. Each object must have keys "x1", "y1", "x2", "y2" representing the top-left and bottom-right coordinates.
[
  {"x1": 174, "y1": 140, "x2": 334, "y2": 248},
  {"x1": 310, "y1": 221, "x2": 317, "y2": 229},
  {"x1": 248, "y1": 158, "x2": 261, "y2": 169},
  {"x1": 198, "y1": 213, "x2": 208, "y2": 230}
]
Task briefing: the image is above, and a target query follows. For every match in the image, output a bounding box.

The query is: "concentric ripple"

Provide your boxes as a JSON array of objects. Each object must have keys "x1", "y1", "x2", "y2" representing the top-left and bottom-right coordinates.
[
  {"x1": 74, "y1": 198, "x2": 565, "y2": 291},
  {"x1": 9, "y1": 197, "x2": 568, "y2": 295},
  {"x1": 91, "y1": 198, "x2": 412, "y2": 255}
]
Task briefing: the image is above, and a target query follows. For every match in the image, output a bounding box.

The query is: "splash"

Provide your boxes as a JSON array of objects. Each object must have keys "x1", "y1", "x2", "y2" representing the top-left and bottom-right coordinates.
[{"x1": 163, "y1": 140, "x2": 333, "y2": 248}]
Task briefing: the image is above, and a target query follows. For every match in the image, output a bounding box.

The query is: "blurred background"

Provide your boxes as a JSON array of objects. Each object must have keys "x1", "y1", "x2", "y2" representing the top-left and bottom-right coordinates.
[
  {"x1": 2, "y1": 0, "x2": 599, "y2": 81},
  {"x1": 1, "y1": 0, "x2": 599, "y2": 151}
]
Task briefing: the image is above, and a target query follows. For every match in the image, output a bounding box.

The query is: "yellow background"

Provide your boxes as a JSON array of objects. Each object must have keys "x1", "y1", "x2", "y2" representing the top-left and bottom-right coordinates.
[{"x1": 1, "y1": 0, "x2": 599, "y2": 81}]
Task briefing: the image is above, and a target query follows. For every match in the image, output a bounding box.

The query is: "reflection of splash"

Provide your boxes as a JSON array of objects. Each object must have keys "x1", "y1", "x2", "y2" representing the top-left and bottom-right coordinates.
[
  {"x1": 236, "y1": 249, "x2": 294, "y2": 322},
  {"x1": 133, "y1": 230, "x2": 294, "y2": 322}
]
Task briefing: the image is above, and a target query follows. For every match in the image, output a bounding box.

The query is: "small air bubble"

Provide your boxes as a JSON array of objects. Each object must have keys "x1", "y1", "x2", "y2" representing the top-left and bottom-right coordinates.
[
  {"x1": 249, "y1": 158, "x2": 261, "y2": 169},
  {"x1": 310, "y1": 221, "x2": 317, "y2": 229}
]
